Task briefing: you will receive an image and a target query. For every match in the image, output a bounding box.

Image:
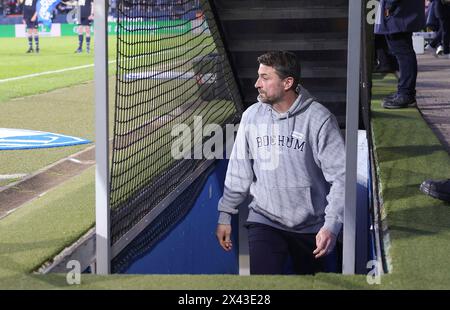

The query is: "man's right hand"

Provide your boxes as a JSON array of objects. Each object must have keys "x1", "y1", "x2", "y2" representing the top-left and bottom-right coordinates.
[
  {"x1": 216, "y1": 224, "x2": 232, "y2": 251},
  {"x1": 384, "y1": 1, "x2": 399, "y2": 17}
]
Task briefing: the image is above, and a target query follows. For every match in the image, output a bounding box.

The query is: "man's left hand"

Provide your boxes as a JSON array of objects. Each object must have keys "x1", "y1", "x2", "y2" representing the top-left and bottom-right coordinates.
[{"x1": 313, "y1": 228, "x2": 337, "y2": 258}]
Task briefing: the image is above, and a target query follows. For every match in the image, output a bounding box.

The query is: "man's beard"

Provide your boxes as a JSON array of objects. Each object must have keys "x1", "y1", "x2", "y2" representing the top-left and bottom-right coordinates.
[
  {"x1": 257, "y1": 92, "x2": 280, "y2": 105},
  {"x1": 257, "y1": 93, "x2": 271, "y2": 103}
]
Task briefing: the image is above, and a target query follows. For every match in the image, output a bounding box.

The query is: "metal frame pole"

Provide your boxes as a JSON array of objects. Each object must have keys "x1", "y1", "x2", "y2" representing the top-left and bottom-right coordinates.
[
  {"x1": 94, "y1": 0, "x2": 110, "y2": 274},
  {"x1": 343, "y1": 0, "x2": 362, "y2": 275}
]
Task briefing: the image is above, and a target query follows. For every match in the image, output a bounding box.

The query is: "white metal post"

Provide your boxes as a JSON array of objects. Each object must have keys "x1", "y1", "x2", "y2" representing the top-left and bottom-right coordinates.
[
  {"x1": 343, "y1": 0, "x2": 362, "y2": 275},
  {"x1": 94, "y1": 0, "x2": 110, "y2": 274}
]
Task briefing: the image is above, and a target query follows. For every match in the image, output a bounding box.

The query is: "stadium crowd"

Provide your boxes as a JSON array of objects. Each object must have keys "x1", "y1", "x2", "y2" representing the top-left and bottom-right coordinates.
[{"x1": 0, "y1": 0, "x2": 200, "y2": 20}]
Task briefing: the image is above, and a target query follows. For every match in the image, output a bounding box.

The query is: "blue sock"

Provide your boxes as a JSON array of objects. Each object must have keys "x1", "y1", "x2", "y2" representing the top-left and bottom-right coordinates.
[{"x1": 78, "y1": 34, "x2": 83, "y2": 49}]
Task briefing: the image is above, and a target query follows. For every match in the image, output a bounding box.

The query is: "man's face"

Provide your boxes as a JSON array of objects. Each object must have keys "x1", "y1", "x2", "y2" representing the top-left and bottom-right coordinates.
[{"x1": 254, "y1": 64, "x2": 286, "y2": 104}]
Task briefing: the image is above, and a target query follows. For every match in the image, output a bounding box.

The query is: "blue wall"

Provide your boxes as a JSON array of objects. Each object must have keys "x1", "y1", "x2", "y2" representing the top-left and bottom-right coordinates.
[
  {"x1": 124, "y1": 160, "x2": 239, "y2": 274},
  {"x1": 122, "y1": 131, "x2": 373, "y2": 274}
]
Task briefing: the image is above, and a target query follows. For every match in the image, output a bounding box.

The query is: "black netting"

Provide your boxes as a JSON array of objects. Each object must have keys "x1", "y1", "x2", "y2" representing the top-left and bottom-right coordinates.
[
  {"x1": 111, "y1": 0, "x2": 243, "y2": 245},
  {"x1": 111, "y1": 165, "x2": 211, "y2": 273}
]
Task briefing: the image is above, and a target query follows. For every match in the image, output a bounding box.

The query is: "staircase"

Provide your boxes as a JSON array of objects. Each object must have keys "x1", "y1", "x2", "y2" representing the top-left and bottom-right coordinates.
[{"x1": 208, "y1": 0, "x2": 349, "y2": 126}]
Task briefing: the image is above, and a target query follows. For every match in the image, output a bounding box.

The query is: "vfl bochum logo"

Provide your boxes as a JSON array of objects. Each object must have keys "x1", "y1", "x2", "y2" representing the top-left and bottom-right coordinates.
[{"x1": 0, "y1": 128, "x2": 91, "y2": 151}]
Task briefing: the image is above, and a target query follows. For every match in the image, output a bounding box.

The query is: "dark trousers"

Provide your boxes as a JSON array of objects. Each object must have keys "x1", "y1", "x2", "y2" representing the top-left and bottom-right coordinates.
[
  {"x1": 429, "y1": 18, "x2": 450, "y2": 53},
  {"x1": 430, "y1": 27, "x2": 442, "y2": 48},
  {"x1": 375, "y1": 34, "x2": 398, "y2": 70},
  {"x1": 247, "y1": 223, "x2": 338, "y2": 275},
  {"x1": 440, "y1": 18, "x2": 450, "y2": 54},
  {"x1": 385, "y1": 32, "x2": 417, "y2": 98}
]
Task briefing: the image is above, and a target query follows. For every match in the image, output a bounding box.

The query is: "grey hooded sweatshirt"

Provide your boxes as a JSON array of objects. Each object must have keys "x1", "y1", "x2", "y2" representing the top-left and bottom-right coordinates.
[{"x1": 218, "y1": 87, "x2": 345, "y2": 236}]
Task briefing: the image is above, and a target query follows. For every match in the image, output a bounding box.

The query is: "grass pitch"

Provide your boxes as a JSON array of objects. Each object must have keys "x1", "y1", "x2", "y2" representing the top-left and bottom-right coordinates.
[{"x1": 0, "y1": 36, "x2": 117, "y2": 103}]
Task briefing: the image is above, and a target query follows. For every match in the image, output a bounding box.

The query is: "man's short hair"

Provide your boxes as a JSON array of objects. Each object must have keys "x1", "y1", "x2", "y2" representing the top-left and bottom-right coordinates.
[{"x1": 257, "y1": 51, "x2": 300, "y2": 90}]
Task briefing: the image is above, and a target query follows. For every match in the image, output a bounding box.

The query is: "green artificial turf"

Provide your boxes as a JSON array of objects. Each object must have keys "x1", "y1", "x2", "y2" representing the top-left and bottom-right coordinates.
[
  {"x1": 0, "y1": 168, "x2": 95, "y2": 278},
  {"x1": 370, "y1": 73, "x2": 450, "y2": 288}
]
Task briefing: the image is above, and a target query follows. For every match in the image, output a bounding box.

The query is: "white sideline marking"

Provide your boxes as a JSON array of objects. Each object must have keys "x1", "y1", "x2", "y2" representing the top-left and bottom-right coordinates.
[
  {"x1": 0, "y1": 174, "x2": 27, "y2": 180},
  {"x1": 0, "y1": 44, "x2": 215, "y2": 84},
  {"x1": 0, "y1": 60, "x2": 116, "y2": 84},
  {"x1": 68, "y1": 158, "x2": 95, "y2": 165}
]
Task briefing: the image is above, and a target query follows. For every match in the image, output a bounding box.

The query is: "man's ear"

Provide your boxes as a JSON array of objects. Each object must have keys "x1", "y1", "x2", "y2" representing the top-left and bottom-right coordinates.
[{"x1": 284, "y1": 77, "x2": 294, "y2": 90}]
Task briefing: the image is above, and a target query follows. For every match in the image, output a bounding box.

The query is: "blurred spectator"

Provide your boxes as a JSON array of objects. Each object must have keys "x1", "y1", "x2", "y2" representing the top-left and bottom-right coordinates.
[
  {"x1": 375, "y1": 0, "x2": 425, "y2": 109},
  {"x1": 56, "y1": 1, "x2": 75, "y2": 14},
  {"x1": 109, "y1": 0, "x2": 117, "y2": 18},
  {"x1": 1, "y1": 0, "x2": 201, "y2": 20},
  {"x1": 425, "y1": 0, "x2": 442, "y2": 54},
  {"x1": 434, "y1": 0, "x2": 450, "y2": 58},
  {"x1": 8, "y1": 0, "x2": 20, "y2": 14},
  {"x1": 426, "y1": 0, "x2": 440, "y2": 31}
]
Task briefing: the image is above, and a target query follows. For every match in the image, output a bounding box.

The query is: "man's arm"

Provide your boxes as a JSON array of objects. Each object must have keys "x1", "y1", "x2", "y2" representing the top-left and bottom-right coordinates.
[
  {"x1": 31, "y1": 0, "x2": 37, "y2": 22},
  {"x1": 21, "y1": 0, "x2": 25, "y2": 24},
  {"x1": 314, "y1": 115, "x2": 345, "y2": 257},
  {"x1": 217, "y1": 113, "x2": 254, "y2": 224},
  {"x1": 216, "y1": 112, "x2": 254, "y2": 251},
  {"x1": 89, "y1": 0, "x2": 94, "y2": 20}
]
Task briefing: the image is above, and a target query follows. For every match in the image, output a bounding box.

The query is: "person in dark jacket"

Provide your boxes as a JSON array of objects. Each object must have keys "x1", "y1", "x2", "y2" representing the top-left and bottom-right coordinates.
[
  {"x1": 375, "y1": 0, "x2": 425, "y2": 109},
  {"x1": 425, "y1": 0, "x2": 442, "y2": 54},
  {"x1": 434, "y1": 0, "x2": 450, "y2": 58},
  {"x1": 426, "y1": 0, "x2": 440, "y2": 31}
]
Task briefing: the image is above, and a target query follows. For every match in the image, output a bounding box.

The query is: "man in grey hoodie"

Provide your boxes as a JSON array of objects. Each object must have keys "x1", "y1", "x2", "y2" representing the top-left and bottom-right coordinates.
[{"x1": 216, "y1": 51, "x2": 345, "y2": 275}]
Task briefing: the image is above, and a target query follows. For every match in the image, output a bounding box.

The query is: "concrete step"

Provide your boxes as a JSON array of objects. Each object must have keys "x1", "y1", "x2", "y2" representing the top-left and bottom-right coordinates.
[
  {"x1": 237, "y1": 61, "x2": 347, "y2": 79},
  {"x1": 243, "y1": 91, "x2": 346, "y2": 104},
  {"x1": 213, "y1": 0, "x2": 348, "y2": 9},
  {"x1": 228, "y1": 34, "x2": 347, "y2": 52},
  {"x1": 219, "y1": 6, "x2": 348, "y2": 21}
]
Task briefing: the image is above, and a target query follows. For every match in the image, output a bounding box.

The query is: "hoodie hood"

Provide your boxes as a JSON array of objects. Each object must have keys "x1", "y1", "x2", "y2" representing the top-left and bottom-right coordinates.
[
  {"x1": 258, "y1": 85, "x2": 316, "y2": 136},
  {"x1": 259, "y1": 85, "x2": 316, "y2": 120}
]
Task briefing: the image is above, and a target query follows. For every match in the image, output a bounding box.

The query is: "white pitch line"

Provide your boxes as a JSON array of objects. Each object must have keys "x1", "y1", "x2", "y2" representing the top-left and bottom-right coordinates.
[
  {"x1": 68, "y1": 158, "x2": 83, "y2": 164},
  {"x1": 0, "y1": 173, "x2": 28, "y2": 180},
  {"x1": 0, "y1": 60, "x2": 116, "y2": 84},
  {"x1": 0, "y1": 44, "x2": 215, "y2": 84}
]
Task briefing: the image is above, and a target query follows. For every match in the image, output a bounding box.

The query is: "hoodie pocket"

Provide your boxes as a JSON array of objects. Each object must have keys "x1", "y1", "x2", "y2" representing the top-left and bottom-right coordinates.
[{"x1": 258, "y1": 186, "x2": 315, "y2": 228}]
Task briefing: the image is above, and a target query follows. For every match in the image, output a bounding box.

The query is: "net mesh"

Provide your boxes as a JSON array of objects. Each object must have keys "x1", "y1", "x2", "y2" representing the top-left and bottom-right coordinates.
[
  {"x1": 111, "y1": 0, "x2": 243, "y2": 245},
  {"x1": 111, "y1": 166, "x2": 210, "y2": 273}
]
